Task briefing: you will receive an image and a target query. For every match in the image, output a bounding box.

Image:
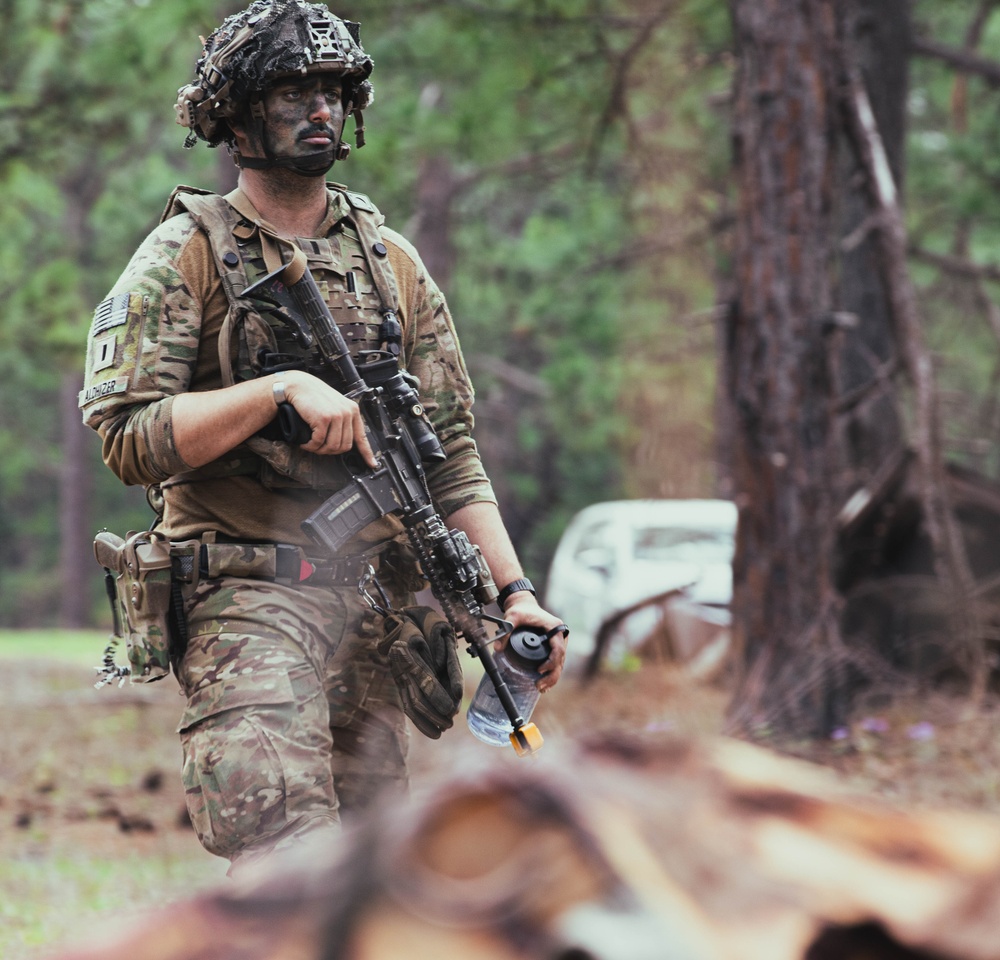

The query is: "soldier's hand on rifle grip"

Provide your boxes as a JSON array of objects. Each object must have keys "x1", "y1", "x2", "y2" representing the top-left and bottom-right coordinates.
[{"x1": 280, "y1": 372, "x2": 378, "y2": 468}]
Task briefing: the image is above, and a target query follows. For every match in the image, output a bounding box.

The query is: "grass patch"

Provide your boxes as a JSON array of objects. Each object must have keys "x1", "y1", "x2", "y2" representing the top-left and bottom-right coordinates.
[
  {"x1": 0, "y1": 630, "x2": 110, "y2": 665},
  {"x1": 0, "y1": 635, "x2": 221, "y2": 958},
  {"x1": 0, "y1": 853, "x2": 228, "y2": 959}
]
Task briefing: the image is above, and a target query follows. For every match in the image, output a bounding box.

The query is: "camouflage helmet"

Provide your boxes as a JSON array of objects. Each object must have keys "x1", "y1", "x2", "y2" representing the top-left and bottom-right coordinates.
[{"x1": 175, "y1": 0, "x2": 374, "y2": 151}]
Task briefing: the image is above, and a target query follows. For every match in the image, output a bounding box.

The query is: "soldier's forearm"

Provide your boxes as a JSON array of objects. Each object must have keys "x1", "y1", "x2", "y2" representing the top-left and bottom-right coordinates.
[
  {"x1": 172, "y1": 377, "x2": 283, "y2": 468},
  {"x1": 446, "y1": 501, "x2": 568, "y2": 690},
  {"x1": 445, "y1": 502, "x2": 524, "y2": 594}
]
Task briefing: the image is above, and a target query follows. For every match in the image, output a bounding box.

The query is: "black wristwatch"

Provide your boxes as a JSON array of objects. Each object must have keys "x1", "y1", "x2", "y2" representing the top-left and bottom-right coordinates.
[{"x1": 497, "y1": 577, "x2": 536, "y2": 612}]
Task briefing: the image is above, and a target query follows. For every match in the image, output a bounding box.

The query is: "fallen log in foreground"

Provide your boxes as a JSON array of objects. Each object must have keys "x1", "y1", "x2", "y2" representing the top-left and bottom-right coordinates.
[{"x1": 49, "y1": 736, "x2": 1000, "y2": 960}]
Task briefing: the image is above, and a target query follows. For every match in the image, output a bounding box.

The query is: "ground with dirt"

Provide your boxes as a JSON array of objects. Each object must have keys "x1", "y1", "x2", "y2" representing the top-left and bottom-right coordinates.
[{"x1": 5, "y1": 643, "x2": 1000, "y2": 958}]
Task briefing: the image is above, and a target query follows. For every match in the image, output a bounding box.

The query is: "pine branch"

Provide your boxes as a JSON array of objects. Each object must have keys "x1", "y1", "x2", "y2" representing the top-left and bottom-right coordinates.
[
  {"x1": 909, "y1": 246, "x2": 1000, "y2": 284},
  {"x1": 911, "y1": 35, "x2": 1000, "y2": 86}
]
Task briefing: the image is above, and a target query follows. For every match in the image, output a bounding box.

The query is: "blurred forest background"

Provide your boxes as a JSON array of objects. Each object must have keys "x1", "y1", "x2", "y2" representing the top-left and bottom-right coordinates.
[{"x1": 1, "y1": 0, "x2": 998, "y2": 640}]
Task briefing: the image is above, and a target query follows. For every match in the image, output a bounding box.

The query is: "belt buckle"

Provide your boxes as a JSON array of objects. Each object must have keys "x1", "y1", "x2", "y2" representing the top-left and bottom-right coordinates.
[
  {"x1": 300, "y1": 552, "x2": 377, "y2": 588},
  {"x1": 274, "y1": 543, "x2": 308, "y2": 585}
]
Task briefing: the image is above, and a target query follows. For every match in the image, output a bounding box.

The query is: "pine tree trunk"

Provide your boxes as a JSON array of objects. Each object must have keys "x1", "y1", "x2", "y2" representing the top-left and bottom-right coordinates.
[
  {"x1": 59, "y1": 372, "x2": 91, "y2": 627},
  {"x1": 725, "y1": 0, "x2": 845, "y2": 735}
]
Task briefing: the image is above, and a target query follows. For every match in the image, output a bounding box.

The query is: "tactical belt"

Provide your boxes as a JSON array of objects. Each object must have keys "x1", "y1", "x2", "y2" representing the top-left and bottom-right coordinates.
[{"x1": 170, "y1": 539, "x2": 384, "y2": 589}]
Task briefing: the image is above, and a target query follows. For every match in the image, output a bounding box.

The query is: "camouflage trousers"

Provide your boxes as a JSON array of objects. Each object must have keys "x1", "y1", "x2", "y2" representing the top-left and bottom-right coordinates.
[{"x1": 176, "y1": 575, "x2": 410, "y2": 874}]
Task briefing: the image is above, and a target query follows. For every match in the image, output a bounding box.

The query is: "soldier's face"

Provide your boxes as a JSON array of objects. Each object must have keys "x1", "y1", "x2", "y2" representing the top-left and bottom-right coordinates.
[{"x1": 248, "y1": 74, "x2": 346, "y2": 160}]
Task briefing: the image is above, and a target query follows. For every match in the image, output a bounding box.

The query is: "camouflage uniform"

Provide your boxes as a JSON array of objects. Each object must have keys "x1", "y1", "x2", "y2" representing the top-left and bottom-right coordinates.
[{"x1": 81, "y1": 183, "x2": 496, "y2": 871}]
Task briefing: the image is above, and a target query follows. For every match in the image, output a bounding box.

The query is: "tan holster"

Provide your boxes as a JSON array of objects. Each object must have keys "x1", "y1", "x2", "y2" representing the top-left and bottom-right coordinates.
[{"x1": 94, "y1": 530, "x2": 176, "y2": 683}]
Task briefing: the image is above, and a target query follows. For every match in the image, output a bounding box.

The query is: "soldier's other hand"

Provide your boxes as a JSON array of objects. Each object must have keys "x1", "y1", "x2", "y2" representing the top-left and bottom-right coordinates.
[
  {"x1": 499, "y1": 594, "x2": 569, "y2": 692},
  {"x1": 282, "y1": 372, "x2": 378, "y2": 468}
]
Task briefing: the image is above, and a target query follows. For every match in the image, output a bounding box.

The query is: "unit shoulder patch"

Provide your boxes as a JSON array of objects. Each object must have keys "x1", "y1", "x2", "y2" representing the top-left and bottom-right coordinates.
[{"x1": 92, "y1": 334, "x2": 118, "y2": 373}]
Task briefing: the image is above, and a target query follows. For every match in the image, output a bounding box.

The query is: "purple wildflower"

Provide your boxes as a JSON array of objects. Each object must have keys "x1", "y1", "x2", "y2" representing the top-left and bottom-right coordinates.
[{"x1": 906, "y1": 721, "x2": 935, "y2": 741}]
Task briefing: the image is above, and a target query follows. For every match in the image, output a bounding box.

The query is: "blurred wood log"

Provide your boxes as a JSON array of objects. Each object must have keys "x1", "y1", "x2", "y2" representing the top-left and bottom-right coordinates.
[{"x1": 46, "y1": 736, "x2": 1000, "y2": 960}]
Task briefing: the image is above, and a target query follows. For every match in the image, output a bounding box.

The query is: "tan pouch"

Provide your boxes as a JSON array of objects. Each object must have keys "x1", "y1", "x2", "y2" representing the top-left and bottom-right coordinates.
[{"x1": 94, "y1": 530, "x2": 174, "y2": 682}]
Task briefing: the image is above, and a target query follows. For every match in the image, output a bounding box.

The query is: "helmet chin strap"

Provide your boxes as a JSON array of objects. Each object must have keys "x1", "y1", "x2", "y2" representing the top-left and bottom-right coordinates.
[{"x1": 237, "y1": 145, "x2": 346, "y2": 178}]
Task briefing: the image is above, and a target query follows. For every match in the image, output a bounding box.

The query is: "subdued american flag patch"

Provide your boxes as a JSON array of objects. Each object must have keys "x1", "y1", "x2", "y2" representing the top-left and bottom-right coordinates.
[{"x1": 91, "y1": 293, "x2": 130, "y2": 335}]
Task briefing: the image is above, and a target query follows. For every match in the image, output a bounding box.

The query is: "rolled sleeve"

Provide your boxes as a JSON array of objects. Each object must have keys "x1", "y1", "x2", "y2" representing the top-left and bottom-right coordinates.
[{"x1": 99, "y1": 395, "x2": 191, "y2": 486}]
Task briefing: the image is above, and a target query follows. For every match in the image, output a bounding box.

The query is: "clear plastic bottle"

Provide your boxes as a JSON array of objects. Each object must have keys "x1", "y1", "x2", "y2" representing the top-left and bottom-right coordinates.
[{"x1": 466, "y1": 626, "x2": 550, "y2": 746}]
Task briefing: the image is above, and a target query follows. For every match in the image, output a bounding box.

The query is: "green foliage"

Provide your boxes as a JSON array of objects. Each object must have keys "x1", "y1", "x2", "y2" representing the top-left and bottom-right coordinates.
[
  {"x1": 0, "y1": 0, "x2": 215, "y2": 625},
  {"x1": 343, "y1": 0, "x2": 731, "y2": 573},
  {"x1": 0, "y1": 629, "x2": 107, "y2": 663},
  {"x1": 905, "y1": 2, "x2": 1000, "y2": 477}
]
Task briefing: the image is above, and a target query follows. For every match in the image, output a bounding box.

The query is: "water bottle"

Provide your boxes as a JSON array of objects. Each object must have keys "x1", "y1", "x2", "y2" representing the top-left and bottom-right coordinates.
[{"x1": 466, "y1": 626, "x2": 550, "y2": 746}]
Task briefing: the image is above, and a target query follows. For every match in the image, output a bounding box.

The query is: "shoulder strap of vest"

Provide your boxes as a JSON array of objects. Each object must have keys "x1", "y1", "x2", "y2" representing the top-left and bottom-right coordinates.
[
  {"x1": 163, "y1": 187, "x2": 253, "y2": 390},
  {"x1": 224, "y1": 187, "x2": 296, "y2": 278},
  {"x1": 162, "y1": 186, "x2": 249, "y2": 304},
  {"x1": 160, "y1": 184, "x2": 215, "y2": 223}
]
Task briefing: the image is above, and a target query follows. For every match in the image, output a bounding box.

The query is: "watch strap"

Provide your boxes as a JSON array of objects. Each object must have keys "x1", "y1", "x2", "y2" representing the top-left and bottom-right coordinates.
[{"x1": 497, "y1": 577, "x2": 535, "y2": 611}]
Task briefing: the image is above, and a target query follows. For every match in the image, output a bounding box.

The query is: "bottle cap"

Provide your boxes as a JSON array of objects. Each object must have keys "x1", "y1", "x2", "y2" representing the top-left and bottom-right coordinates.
[{"x1": 509, "y1": 627, "x2": 550, "y2": 663}]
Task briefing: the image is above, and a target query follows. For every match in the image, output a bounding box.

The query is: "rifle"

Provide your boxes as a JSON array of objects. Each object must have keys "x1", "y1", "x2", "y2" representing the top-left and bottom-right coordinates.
[{"x1": 244, "y1": 249, "x2": 544, "y2": 756}]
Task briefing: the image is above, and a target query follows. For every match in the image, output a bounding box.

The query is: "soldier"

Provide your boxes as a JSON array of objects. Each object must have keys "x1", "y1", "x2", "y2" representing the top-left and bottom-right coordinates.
[{"x1": 81, "y1": 0, "x2": 567, "y2": 876}]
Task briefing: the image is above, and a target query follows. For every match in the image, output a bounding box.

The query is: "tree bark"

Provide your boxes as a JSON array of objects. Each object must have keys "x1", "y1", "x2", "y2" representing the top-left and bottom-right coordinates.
[
  {"x1": 58, "y1": 171, "x2": 102, "y2": 628},
  {"x1": 412, "y1": 153, "x2": 459, "y2": 293},
  {"x1": 726, "y1": 0, "x2": 845, "y2": 735},
  {"x1": 726, "y1": 0, "x2": 988, "y2": 733},
  {"x1": 58, "y1": 372, "x2": 91, "y2": 627},
  {"x1": 831, "y1": 0, "x2": 908, "y2": 507}
]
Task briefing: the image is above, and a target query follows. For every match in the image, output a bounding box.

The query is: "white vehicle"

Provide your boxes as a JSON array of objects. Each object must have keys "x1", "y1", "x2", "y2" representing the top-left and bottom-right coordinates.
[{"x1": 544, "y1": 499, "x2": 737, "y2": 668}]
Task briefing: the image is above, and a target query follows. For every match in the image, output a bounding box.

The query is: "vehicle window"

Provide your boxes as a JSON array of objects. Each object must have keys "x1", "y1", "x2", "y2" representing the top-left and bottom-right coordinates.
[
  {"x1": 570, "y1": 521, "x2": 617, "y2": 575},
  {"x1": 633, "y1": 527, "x2": 734, "y2": 563},
  {"x1": 573, "y1": 521, "x2": 612, "y2": 559}
]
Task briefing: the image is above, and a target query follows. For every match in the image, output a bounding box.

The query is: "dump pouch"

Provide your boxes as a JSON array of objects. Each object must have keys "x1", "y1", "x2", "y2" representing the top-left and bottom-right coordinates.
[{"x1": 94, "y1": 530, "x2": 175, "y2": 683}]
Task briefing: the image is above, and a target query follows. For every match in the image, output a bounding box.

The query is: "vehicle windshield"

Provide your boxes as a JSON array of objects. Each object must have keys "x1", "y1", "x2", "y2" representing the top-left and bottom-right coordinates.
[{"x1": 632, "y1": 526, "x2": 734, "y2": 564}]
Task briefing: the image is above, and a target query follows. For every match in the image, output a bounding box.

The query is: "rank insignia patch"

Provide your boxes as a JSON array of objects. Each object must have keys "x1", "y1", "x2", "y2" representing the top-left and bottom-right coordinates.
[{"x1": 92, "y1": 335, "x2": 117, "y2": 372}]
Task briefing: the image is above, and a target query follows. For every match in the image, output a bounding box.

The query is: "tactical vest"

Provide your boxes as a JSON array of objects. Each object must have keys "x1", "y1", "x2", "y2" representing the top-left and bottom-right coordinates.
[{"x1": 159, "y1": 184, "x2": 402, "y2": 491}]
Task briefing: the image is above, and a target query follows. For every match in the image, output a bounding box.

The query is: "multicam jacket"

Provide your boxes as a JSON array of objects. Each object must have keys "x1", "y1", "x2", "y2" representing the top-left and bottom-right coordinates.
[{"x1": 81, "y1": 184, "x2": 496, "y2": 548}]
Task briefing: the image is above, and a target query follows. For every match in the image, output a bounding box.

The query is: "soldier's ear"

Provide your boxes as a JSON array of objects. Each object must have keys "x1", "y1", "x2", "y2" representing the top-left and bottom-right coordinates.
[
  {"x1": 228, "y1": 117, "x2": 256, "y2": 155},
  {"x1": 228, "y1": 104, "x2": 248, "y2": 139}
]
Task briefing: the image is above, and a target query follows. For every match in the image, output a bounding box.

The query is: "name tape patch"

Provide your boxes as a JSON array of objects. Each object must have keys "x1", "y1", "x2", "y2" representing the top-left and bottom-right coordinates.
[{"x1": 79, "y1": 377, "x2": 128, "y2": 407}]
